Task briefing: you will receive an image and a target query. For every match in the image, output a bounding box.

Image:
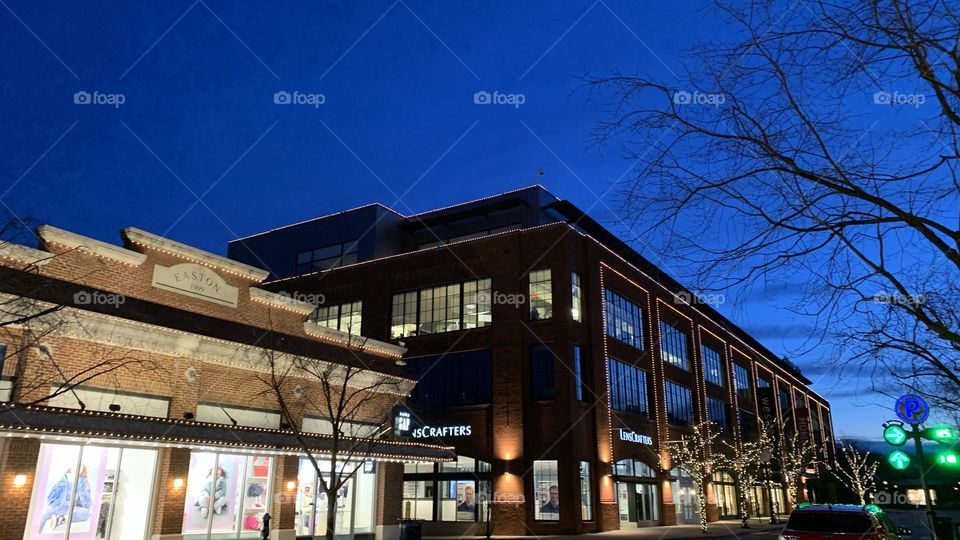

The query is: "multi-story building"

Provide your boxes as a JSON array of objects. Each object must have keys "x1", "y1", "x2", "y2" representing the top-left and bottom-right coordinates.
[
  {"x1": 0, "y1": 226, "x2": 453, "y2": 540},
  {"x1": 231, "y1": 185, "x2": 836, "y2": 537}
]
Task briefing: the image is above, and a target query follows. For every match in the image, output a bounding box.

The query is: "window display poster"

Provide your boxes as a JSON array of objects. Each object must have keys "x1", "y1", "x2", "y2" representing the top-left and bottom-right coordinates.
[
  {"x1": 455, "y1": 481, "x2": 476, "y2": 521},
  {"x1": 28, "y1": 444, "x2": 110, "y2": 540},
  {"x1": 182, "y1": 453, "x2": 243, "y2": 534},
  {"x1": 535, "y1": 481, "x2": 560, "y2": 520}
]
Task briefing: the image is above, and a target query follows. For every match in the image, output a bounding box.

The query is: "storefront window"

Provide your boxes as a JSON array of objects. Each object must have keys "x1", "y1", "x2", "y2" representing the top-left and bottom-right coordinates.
[
  {"x1": 26, "y1": 443, "x2": 158, "y2": 540},
  {"x1": 533, "y1": 460, "x2": 559, "y2": 521},
  {"x1": 613, "y1": 459, "x2": 659, "y2": 526},
  {"x1": 579, "y1": 461, "x2": 593, "y2": 521},
  {"x1": 671, "y1": 467, "x2": 699, "y2": 525},
  {"x1": 294, "y1": 458, "x2": 377, "y2": 537},
  {"x1": 182, "y1": 452, "x2": 273, "y2": 539},
  {"x1": 401, "y1": 456, "x2": 491, "y2": 523},
  {"x1": 714, "y1": 471, "x2": 737, "y2": 517}
]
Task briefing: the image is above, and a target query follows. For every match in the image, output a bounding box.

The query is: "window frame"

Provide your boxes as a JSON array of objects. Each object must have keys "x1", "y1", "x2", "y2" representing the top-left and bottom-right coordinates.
[
  {"x1": 529, "y1": 268, "x2": 554, "y2": 320},
  {"x1": 390, "y1": 278, "x2": 492, "y2": 339},
  {"x1": 604, "y1": 289, "x2": 645, "y2": 349},
  {"x1": 571, "y1": 271, "x2": 583, "y2": 323}
]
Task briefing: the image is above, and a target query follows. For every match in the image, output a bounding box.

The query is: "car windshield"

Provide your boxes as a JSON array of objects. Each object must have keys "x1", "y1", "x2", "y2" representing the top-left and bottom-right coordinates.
[{"x1": 787, "y1": 512, "x2": 874, "y2": 533}]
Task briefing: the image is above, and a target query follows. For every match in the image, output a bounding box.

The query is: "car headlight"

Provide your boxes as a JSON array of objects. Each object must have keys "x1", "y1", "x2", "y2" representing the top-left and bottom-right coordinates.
[{"x1": 779, "y1": 535, "x2": 799, "y2": 540}]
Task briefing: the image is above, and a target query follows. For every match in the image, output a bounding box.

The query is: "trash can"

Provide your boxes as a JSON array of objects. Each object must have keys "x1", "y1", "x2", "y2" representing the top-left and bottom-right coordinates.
[
  {"x1": 399, "y1": 519, "x2": 423, "y2": 540},
  {"x1": 934, "y1": 516, "x2": 955, "y2": 540}
]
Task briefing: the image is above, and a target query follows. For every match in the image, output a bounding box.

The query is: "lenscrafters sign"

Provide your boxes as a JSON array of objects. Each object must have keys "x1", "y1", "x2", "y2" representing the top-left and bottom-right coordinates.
[{"x1": 392, "y1": 406, "x2": 472, "y2": 440}]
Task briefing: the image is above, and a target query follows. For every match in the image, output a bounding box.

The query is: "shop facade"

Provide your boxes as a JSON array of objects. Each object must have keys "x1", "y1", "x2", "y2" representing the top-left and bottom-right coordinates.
[
  {"x1": 0, "y1": 226, "x2": 455, "y2": 540},
  {"x1": 233, "y1": 186, "x2": 838, "y2": 535}
]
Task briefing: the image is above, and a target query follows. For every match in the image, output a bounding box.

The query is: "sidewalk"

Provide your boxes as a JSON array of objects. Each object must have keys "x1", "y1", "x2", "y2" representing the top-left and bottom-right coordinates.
[{"x1": 430, "y1": 519, "x2": 786, "y2": 540}]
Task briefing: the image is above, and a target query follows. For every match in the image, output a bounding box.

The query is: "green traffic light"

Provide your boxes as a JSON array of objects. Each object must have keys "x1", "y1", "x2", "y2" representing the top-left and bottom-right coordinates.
[
  {"x1": 884, "y1": 425, "x2": 909, "y2": 446},
  {"x1": 936, "y1": 451, "x2": 959, "y2": 466},
  {"x1": 888, "y1": 450, "x2": 911, "y2": 470}
]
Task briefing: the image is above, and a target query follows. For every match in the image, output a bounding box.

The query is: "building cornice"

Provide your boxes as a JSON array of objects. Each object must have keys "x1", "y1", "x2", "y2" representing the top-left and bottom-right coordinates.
[
  {"x1": 302, "y1": 323, "x2": 407, "y2": 360},
  {"x1": 248, "y1": 287, "x2": 316, "y2": 315},
  {"x1": 0, "y1": 242, "x2": 55, "y2": 267},
  {"x1": 123, "y1": 227, "x2": 269, "y2": 282},
  {"x1": 39, "y1": 225, "x2": 147, "y2": 267},
  {"x1": 0, "y1": 293, "x2": 414, "y2": 396}
]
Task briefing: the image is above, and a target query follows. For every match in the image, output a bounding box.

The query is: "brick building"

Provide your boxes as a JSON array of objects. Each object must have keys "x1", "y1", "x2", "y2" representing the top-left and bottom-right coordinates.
[
  {"x1": 0, "y1": 226, "x2": 454, "y2": 540},
  {"x1": 229, "y1": 186, "x2": 836, "y2": 536}
]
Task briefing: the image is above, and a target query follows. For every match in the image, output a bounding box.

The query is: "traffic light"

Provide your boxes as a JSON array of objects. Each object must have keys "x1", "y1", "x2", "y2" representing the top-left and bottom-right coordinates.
[
  {"x1": 923, "y1": 425, "x2": 958, "y2": 445},
  {"x1": 936, "y1": 451, "x2": 959, "y2": 466},
  {"x1": 888, "y1": 450, "x2": 911, "y2": 470},
  {"x1": 883, "y1": 424, "x2": 909, "y2": 446}
]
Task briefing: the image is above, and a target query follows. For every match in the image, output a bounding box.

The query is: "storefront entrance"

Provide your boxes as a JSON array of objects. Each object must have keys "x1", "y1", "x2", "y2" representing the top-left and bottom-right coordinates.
[
  {"x1": 24, "y1": 442, "x2": 159, "y2": 540},
  {"x1": 613, "y1": 459, "x2": 660, "y2": 528},
  {"x1": 670, "y1": 467, "x2": 700, "y2": 525},
  {"x1": 181, "y1": 451, "x2": 275, "y2": 539},
  {"x1": 294, "y1": 458, "x2": 377, "y2": 538}
]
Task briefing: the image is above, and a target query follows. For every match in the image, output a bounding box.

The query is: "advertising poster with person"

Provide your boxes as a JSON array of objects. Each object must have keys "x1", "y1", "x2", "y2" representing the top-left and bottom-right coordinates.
[
  {"x1": 183, "y1": 453, "x2": 243, "y2": 534},
  {"x1": 536, "y1": 483, "x2": 560, "y2": 520},
  {"x1": 28, "y1": 445, "x2": 109, "y2": 540},
  {"x1": 455, "y1": 481, "x2": 476, "y2": 521}
]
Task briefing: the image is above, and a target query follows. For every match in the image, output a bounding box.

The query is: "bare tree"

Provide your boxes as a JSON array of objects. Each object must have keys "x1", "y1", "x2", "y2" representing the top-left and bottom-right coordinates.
[
  {"x1": 833, "y1": 442, "x2": 879, "y2": 505},
  {"x1": 589, "y1": 0, "x2": 960, "y2": 412},
  {"x1": 668, "y1": 420, "x2": 721, "y2": 533},
  {"x1": 718, "y1": 421, "x2": 774, "y2": 526},
  {"x1": 258, "y1": 334, "x2": 404, "y2": 540}
]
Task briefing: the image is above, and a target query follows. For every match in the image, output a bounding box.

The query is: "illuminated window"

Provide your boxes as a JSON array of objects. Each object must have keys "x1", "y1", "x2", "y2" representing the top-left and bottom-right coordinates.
[
  {"x1": 571, "y1": 272, "x2": 583, "y2": 322},
  {"x1": 579, "y1": 461, "x2": 593, "y2": 520},
  {"x1": 659, "y1": 320, "x2": 690, "y2": 370},
  {"x1": 701, "y1": 344, "x2": 725, "y2": 387},
  {"x1": 604, "y1": 289, "x2": 644, "y2": 349},
  {"x1": 309, "y1": 300, "x2": 363, "y2": 335},
  {"x1": 529, "y1": 269, "x2": 553, "y2": 320},
  {"x1": 533, "y1": 461, "x2": 560, "y2": 521},
  {"x1": 390, "y1": 279, "x2": 492, "y2": 338}
]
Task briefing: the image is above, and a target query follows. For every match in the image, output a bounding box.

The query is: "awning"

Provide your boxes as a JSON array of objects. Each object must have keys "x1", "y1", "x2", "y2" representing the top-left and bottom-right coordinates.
[{"x1": 0, "y1": 404, "x2": 455, "y2": 462}]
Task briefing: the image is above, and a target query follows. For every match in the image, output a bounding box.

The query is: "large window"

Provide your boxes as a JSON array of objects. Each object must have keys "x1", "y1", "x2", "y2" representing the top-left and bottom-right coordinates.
[
  {"x1": 664, "y1": 381, "x2": 693, "y2": 426},
  {"x1": 701, "y1": 344, "x2": 725, "y2": 387},
  {"x1": 390, "y1": 278, "x2": 492, "y2": 338},
  {"x1": 604, "y1": 289, "x2": 644, "y2": 349},
  {"x1": 708, "y1": 397, "x2": 729, "y2": 431},
  {"x1": 402, "y1": 456, "x2": 491, "y2": 523},
  {"x1": 660, "y1": 320, "x2": 690, "y2": 370},
  {"x1": 26, "y1": 443, "x2": 158, "y2": 540},
  {"x1": 530, "y1": 345, "x2": 555, "y2": 400},
  {"x1": 571, "y1": 272, "x2": 583, "y2": 323},
  {"x1": 295, "y1": 458, "x2": 376, "y2": 536},
  {"x1": 573, "y1": 345, "x2": 586, "y2": 402},
  {"x1": 733, "y1": 363, "x2": 752, "y2": 401},
  {"x1": 529, "y1": 269, "x2": 553, "y2": 320},
  {"x1": 579, "y1": 461, "x2": 593, "y2": 521},
  {"x1": 405, "y1": 350, "x2": 493, "y2": 407},
  {"x1": 739, "y1": 410, "x2": 758, "y2": 440},
  {"x1": 296, "y1": 240, "x2": 358, "y2": 275},
  {"x1": 779, "y1": 388, "x2": 792, "y2": 416},
  {"x1": 533, "y1": 461, "x2": 560, "y2": 521},
  {"x1": 182, "y1": 452, "x2": 275, "y2": 539},
  {"x1": 607, "y1": 358, "x2": 648, "y2": 416},
  {"x1": 308, "y1": 300, "x2": 363, "y2": 335}
]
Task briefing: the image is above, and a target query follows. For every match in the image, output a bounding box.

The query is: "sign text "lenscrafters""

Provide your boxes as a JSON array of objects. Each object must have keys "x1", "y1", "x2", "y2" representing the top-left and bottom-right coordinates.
[
  {"x1": 619, "y1": 429, "x2": 653, "y2": 445},
  {"x1": 412, "y1": 425, "x2": 472, "y2": 438}
]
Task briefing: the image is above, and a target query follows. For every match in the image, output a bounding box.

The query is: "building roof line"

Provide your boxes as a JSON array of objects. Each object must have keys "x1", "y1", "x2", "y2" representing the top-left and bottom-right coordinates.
[{"x1": 230, "y1": 203, "x2": 404, "y2": 243}]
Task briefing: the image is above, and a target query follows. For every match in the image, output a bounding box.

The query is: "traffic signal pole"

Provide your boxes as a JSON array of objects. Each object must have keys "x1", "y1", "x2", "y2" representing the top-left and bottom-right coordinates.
[{"x1": 911, "y1": 423, "x2": 937, "y2": 540}]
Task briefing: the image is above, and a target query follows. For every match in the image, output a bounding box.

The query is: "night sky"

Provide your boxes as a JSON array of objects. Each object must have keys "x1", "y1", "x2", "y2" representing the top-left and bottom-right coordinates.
[{"x1": 0, "y1": 1, "x2": 898, "y2": 439}]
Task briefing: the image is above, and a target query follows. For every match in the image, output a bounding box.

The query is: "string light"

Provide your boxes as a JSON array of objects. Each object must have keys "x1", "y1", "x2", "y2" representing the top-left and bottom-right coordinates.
[{"x1": 123, "y1": 227, "x2": 269, "y2": 282}]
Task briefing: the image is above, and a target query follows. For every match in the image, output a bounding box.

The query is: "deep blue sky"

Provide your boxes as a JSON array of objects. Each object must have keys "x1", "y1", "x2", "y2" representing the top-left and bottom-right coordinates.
[{"x1": 0, "y1": 0, "x2": 898, "y2": 438}]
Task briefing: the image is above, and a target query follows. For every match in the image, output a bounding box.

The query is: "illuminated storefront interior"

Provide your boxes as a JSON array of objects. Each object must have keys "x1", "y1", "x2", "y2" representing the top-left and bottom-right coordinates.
[
  {"x1": 294, "y1": 458, "x2": 377, "y2": 537},
  {"x1": 401, "y1": 455, "x2": 491, "y2": 522},
  {"x1": 613, "y1": 459, "x2": 660, "y2": 528},
  {"x1": 181, "y1": 451, "x2": 275, "y2": 539}
]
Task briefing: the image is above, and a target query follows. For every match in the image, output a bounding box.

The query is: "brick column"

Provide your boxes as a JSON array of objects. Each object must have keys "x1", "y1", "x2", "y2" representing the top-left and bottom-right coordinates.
[
  {"x1": 375, "y1": 462, "x2": 402, "y2": 540},
  {"x1": 0, "y1": 438, "x2": 41, "y2": 540},
  {"x1": 269, "y1": 455, "x2": 299, "y2": 540},
  {"x1": 151, "y1": 447, "x2": 189, "y2": 540}
]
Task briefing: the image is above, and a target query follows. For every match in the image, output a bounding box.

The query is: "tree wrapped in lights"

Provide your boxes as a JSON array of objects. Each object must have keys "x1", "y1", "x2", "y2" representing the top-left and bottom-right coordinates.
[
  {"x1": 775, "y1": 426, "x2": 816, "y2": 509},
  {"x1": 833, "y1": 442, "x2": 878, "y2": 505},
  {"x1": 668, "y1": 420, "x2": 721, "y2": 534},
  {"x1": 719, "y1": 420, "x2": 774, "y2": 526}
]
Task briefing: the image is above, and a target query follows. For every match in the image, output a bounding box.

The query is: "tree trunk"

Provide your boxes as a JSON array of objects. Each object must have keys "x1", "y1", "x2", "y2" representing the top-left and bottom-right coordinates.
[
  {"x1": 326, "y1": 483, "x2": 339, "y2": 540},
  {"x1": 699, "y1": 481, "x2": 708, "y2": 533}
]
